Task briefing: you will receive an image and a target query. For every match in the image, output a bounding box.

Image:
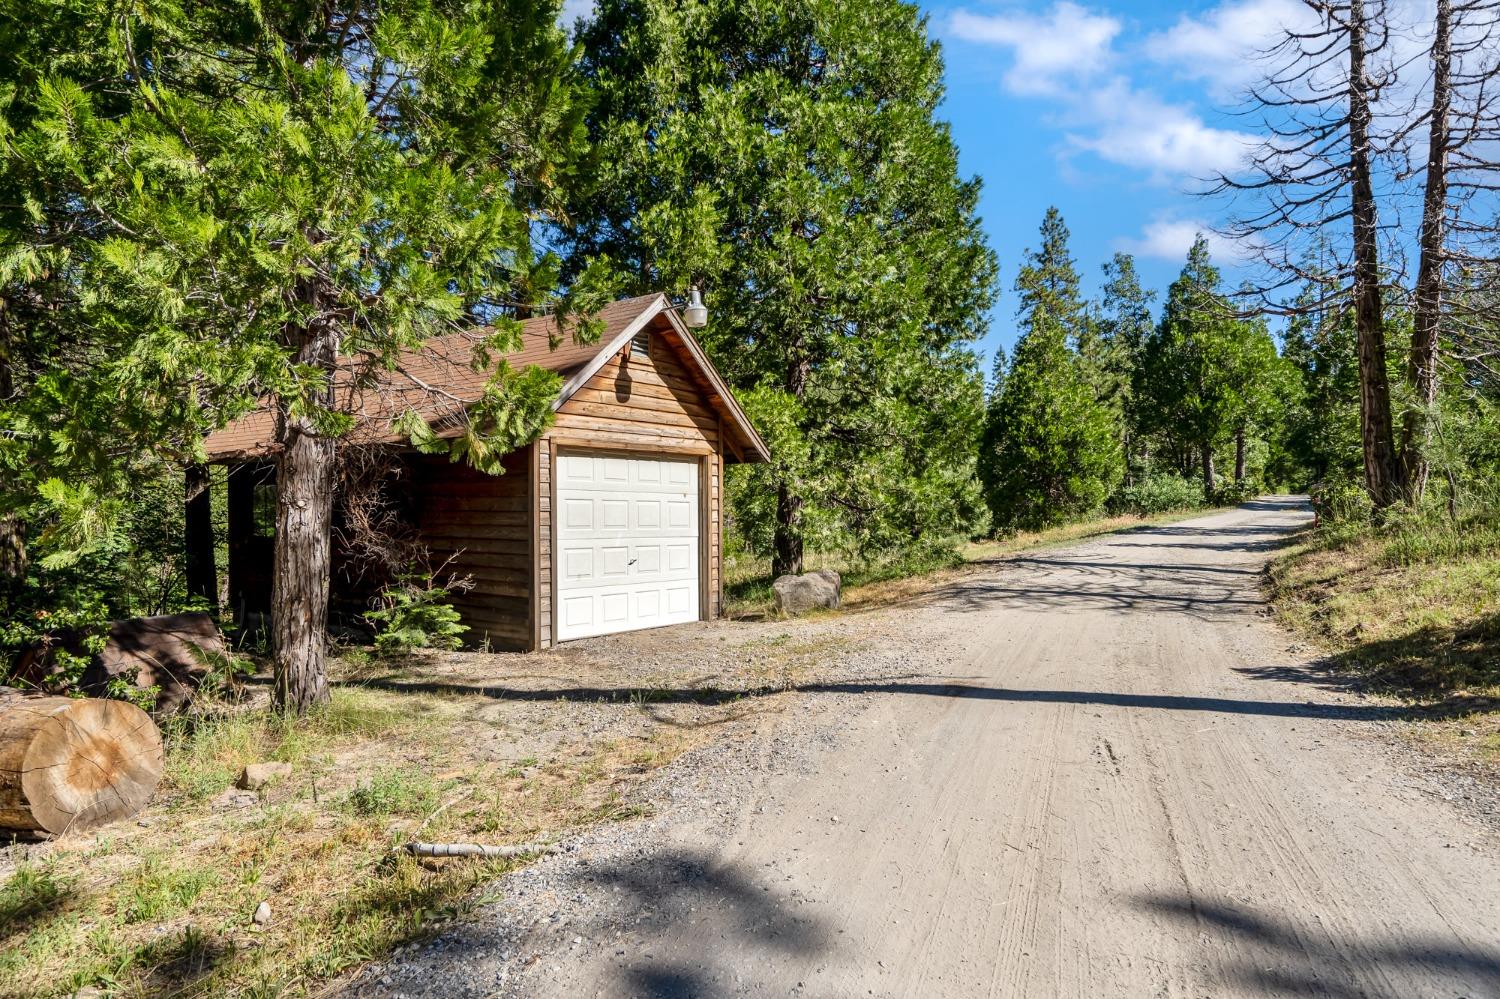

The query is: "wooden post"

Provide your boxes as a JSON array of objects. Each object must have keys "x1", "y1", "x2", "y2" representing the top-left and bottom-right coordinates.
[{"x1": 185, "y1": 464, "x2": 218, "y2": 609}]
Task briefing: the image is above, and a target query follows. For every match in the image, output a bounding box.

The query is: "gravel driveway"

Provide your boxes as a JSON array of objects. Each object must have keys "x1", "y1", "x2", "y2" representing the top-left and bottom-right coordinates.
[{"x1": 353, "y1": 497, "x2": 1500, "y2": 998}]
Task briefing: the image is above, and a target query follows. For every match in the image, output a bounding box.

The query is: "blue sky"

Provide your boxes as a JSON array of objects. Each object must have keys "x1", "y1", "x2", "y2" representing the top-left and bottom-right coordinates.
[
  {"x1": 923, "y1": 0, "x2": 1311, "y2": 361},
  {"x1": 561, "y1": 0, "x2": 1381, "y2": 364}
]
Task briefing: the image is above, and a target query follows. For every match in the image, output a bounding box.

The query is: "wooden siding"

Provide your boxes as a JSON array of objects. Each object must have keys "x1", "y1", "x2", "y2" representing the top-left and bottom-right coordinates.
[
  {"x1": 537, "y1": 326, "x2": 725, "y2": 647},
  {"x1": 409, "y1": 448, "x2": 532, "y2": 650}
]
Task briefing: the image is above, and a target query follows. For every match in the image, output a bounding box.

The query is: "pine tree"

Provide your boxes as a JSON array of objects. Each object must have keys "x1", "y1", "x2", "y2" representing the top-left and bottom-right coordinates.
[
  {"x1": 1135, "y1": 237, "x2": 1281, "y2": 495},
  {"x1": 1096, "y1": 252, "x2": 1154, "y2": 480},
  {"x1": 981, "y1": 310, "x2": 1122, "y2": 531},
  {"x1": 981, "y1": 210, "x2": 1120, "y2": 530},
  {"x1": 6, "y1": 2, "x2": 593, "y2": 712},
  {"x1": 568, "y1": 0, "x2": 998, "y2": 573}
]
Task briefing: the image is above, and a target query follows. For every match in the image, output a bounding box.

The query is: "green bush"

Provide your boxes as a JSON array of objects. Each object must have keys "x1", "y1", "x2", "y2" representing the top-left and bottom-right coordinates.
[
  {"x1": 364, "y1": 575, "x2": 468, "y2": 654},
  {"x1": 1309, "y1": 473, "x2": 1371, "y2": 524},
  {"x1": 1212, "y1": 478, "x2": 1262, "y2": 506},
  {"x1": 1111, "y1": 473, "x2": 1205, "y2": 516}
]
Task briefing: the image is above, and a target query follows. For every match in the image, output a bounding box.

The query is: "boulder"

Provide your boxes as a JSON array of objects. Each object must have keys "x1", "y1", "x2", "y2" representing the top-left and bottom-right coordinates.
[
  {"x1": 772, "y1": 569, "x2": 842, "y2": 616},
  {"x1": 81, "y1": 613, "x2": 227, "y2": 715},
  {"x1": 238, "y1": 762, "x2": 293, "y2": 791}
]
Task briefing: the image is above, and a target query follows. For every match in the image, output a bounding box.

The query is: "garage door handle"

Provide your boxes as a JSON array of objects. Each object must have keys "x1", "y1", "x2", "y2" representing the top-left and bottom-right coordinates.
[{"x1": 627, "y1": 558, "x2": 638, "y2": 566}]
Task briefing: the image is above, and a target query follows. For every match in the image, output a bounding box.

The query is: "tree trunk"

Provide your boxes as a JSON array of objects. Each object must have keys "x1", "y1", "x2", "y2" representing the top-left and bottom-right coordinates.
[
  {"x1": 0, "y1": 692, "x2": 164, "y2": 834},
  {"x1": 184, "y1": 464, "x2": 218, "y2": 609},
  {"x1": 271, "y1": 320, "x2": 337, "y2": 715},
  {"x1": 1234, "y1": 429, "x2": 1247, "y2": 484},
  {"x1": 772, "y1": 483, "x2": 804, "y2": 577},
  {"x1": 1200, "y1": 443, "x2": 1216, "y2": 496},
  {"x1": 0, "y1": 317, "x2": 23, "y2": 601},
  {"x1": 0, "y1": 513, "x2": 24, "y2": 594},
  {"x1": 1402, "y1": 0, "x2": 1451, "y2": 504},
  {"x1": 1348, "y1": 0, "x2": 1403, "y2": 510},
  {"x1": 772, "y1": 349, "x2": 810, "y2": 579}
]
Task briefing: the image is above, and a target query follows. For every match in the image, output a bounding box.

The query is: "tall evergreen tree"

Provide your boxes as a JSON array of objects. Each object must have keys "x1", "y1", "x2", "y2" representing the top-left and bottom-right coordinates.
[
  {"x1": 5, "y1": 1, "x2": 595, "y2": 712},
  {"x1": 568, "y1": 0, "x2": 998, "y2": 574},
  {"x1": 981, "y1": 210, "x2": 1120, "y2": 530},
  {"x1": 1096, "y1": 252, "x2": 1154, "y2": 478},
  {"x1": 1135, "y1": 237, "x2": 1281, "y2": 494}
]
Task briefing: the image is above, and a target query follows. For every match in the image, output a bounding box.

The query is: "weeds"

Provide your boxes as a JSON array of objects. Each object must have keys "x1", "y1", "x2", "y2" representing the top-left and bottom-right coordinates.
[
  {"x1": 1271, "y1": 510, "x2": 1500, "y2": 695},
  {"x1": 1, "y1": 655, "x2": 721, "y2": 998},
  {"x1": 346, "y1": 768, "x2": 442, "y2": 819}
]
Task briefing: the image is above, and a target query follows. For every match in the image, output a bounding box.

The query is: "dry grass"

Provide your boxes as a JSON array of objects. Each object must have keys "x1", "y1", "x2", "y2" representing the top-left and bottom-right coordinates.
[
  {"x1": 1269, "y1": 514, "x2": 1500, "y2": 768},
  {"x1": 1269, "y1": 517, "x2": 1500, "y2": 696},
  {"x1": 0, "y1": 654, "x2": 768, "y2": 999}
]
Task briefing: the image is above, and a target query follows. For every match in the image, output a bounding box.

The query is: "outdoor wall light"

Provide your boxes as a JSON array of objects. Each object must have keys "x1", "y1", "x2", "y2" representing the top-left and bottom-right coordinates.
[{"x1": 682, "y1": 286, "x2": 709, "y2": 328}]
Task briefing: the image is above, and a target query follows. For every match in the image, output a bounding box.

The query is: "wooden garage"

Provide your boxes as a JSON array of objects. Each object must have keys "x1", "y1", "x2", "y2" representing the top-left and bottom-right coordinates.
[{"x1": 203, "y1": 294, "x2": 769, "y2": 651}]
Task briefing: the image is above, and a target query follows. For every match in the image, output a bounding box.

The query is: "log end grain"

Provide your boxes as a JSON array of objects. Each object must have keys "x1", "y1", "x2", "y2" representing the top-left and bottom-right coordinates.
[{"x1": 0, "y1": 694, "x2": 164, "y2": 835}]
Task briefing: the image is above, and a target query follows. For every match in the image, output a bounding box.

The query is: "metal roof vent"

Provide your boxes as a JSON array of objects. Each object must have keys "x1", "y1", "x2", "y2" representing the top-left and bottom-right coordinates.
[{"x1": 630, "y1": 331, "x2": 650, "y2": 358}]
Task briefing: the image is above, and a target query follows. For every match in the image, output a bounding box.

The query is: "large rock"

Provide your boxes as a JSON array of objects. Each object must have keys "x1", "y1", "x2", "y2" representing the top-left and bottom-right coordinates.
[
  {"x1": 238, "y1": 762, "x2": 293, "y2": 791},
  {"x1": 81, "y1": 613, "x2": 228, "y2": 715},
  {"x1": 772, "y1": 569, "x2": 842, "y2": 616}
]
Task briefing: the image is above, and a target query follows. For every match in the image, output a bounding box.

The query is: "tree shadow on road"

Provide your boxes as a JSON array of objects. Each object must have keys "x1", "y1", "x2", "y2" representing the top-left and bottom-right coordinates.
[
  {"x1": 428, "y1": 848, "x2": 834, "y2": 999},
  {"x1": 1132, "y1": 892, "x2": 1500, "y2": 998},
  {"x1": 346, "y1": 674, "x2": 1434, "y2": 722}
]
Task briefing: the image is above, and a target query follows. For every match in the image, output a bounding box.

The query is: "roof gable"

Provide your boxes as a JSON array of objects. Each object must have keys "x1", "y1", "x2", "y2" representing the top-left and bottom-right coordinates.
[{"x1": 202, "y1": 294, "x2": 767, "y2": 463}]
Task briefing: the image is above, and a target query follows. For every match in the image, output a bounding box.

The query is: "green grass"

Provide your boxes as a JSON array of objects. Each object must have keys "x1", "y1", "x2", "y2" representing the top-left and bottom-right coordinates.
[
  {"x1": 0, "y1": 865, "x2": 72, "y2": 941},
  {"x1": 1271, "y1": 510, "x2": 1500, "y2": 695},
  {"x1": 346, "y1": 767, "x2": 443, "y2": 819},
  {"x1": 162, "y1": 687, "x2": 442, "y2": 804},
  {"x1": 117, "y1": 855, "x2": 219, "y2": 924}
]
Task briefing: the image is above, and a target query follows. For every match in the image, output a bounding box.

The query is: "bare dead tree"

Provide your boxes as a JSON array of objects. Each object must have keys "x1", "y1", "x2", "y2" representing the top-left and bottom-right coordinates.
[
  {"x1": 1395, "y1": 0, "x2": 1500, "y2": 501},
  {"x1": 1214, "y1": 0, "x2": 1407, "y2": 509}
]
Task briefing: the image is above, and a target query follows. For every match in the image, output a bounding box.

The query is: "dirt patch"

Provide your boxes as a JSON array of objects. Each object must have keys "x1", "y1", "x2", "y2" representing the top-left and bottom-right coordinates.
[{"x1": 0, "y1": 604, "x2": 921, "y2": 998}]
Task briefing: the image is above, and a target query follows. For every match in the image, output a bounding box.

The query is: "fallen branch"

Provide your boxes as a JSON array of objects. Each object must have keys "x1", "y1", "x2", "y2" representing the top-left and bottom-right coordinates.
[{"x1": 401, "y1": 841, "x2": 558, "y2": 859}]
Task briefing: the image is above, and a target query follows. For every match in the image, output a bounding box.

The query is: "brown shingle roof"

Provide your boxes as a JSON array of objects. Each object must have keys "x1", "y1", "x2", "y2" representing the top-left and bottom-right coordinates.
[{"x1": 203, "y1": 294, "x2": 666, "y2": 461}]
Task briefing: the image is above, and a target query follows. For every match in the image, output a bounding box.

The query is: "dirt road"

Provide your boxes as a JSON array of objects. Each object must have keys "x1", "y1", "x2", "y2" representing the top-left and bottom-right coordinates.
[{"x1": 371, "y1": 498, "x2": 1500, "y2": 998}]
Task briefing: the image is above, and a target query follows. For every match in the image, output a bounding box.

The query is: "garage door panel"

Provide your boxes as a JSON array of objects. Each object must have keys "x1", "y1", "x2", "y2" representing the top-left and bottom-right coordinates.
[
  {"x1": 601, "y1": 500, "x2": 629, "y2": 529},
  {"x1": 635, "y1": 545, "x2": 661, "y2": 574},
  {"x1": 555, "y1": 453, "x2": 700, "y2": 642},
  {"x1": 563, "y1": 548, "x2": 592, "y2": 580},
  {"x1": 562, "y1": 498, "x2": 593, "y2": 530}
]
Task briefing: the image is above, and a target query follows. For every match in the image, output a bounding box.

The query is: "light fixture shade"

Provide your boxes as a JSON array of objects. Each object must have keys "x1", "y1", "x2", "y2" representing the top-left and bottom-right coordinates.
[{"x1": 683, "y1": 286, "x2": 708, "y2": 328}]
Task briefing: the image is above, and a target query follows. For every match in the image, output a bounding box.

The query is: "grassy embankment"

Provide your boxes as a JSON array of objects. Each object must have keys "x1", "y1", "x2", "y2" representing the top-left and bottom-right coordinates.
[{"x1": 1269, "y1": 510, "x2": 1500, "y2": 762}]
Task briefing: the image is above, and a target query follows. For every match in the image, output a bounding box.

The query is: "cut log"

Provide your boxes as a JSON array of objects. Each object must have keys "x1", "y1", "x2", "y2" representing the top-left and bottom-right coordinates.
[
  {"x1": 0, "y1": 691, "x2": 164, "y2": 835},
  {"x1": 82, "y1": 612, "x2": 226, "y2": 716}
]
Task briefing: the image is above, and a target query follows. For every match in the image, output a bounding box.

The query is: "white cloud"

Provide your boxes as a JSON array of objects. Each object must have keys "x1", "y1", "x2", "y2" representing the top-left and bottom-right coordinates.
[
  {"x1": 1068, "y1": 80, "x2": 1254, "y2": 179},
  {"x1": 947, "y1": 3, "x2": 1121, "y2": 96},
  {"x1": 1118, "y1": 217, "x2": 1258, "y2": 264},
  {"x1": 945, "y1": 4, "x2": 1255, "y2": 180},
  {"x1": 1144, "y1": 0, "x2": 1312, "y2": 95}
]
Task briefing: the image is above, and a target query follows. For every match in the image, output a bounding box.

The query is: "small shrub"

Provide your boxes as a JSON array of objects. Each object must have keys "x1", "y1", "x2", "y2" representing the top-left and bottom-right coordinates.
[
  {"x1": 845, "y1": 541, "x2": 965, "y2": 588},
  {"x1": 364, "y1": 575, "x2": 468, "y2": 654},
  {"x1": 1212, "y1": 478, "x2": 1261, "y2": 505},
  {"x1": 346, "y1": 768, "x2": 441, "y2": 818},
  {"x1": 1309, "y1": 474, "x2": 1371, "y2": 524},
  {"x1": 1111, "y1": 473, "x2": 1205, "y2": 516}
]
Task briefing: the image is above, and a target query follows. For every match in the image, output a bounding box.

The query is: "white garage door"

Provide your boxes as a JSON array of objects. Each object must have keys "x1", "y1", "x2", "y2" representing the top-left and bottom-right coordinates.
[{"x1": 555, "y1": 452, "x2": 700, "y2": 641}]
